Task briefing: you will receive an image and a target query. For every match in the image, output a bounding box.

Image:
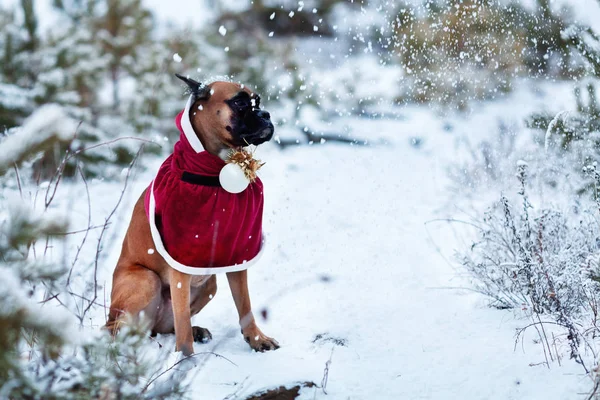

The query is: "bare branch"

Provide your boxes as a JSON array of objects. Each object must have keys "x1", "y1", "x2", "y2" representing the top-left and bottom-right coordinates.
[
  {"x1": 50, "y1": 224, "x2": 109, "y2": 236},
  {"x1": 67, "y1": 163, "x2": 92, "y2": 286},
  {"x1": 321, "y1": 347, "x2": 334, "y2": 395},
  {"x1": 13, "y1": 163, "x2": 23, "y2": 198},
  {"x1": 141, "y1": 351, "x2": 237, "y2": 394},
  {"x1": 80, "y1": 145, "x2": 144, "y2": 322}
]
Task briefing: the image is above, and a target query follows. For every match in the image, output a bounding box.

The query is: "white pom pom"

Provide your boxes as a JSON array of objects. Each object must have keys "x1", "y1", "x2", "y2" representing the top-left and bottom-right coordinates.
[{"x1": 219, "y1": 163, "x2": 250, "y2": 193}]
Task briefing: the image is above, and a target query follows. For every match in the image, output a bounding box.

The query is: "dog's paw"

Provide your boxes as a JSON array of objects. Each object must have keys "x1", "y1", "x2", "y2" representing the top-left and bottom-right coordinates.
[
  {"x1": 242, "y1": 327, "x2": 280, "y2": 352},
  {"x1": 192, "y1": 326, "x2": 212, "y2": 343}
]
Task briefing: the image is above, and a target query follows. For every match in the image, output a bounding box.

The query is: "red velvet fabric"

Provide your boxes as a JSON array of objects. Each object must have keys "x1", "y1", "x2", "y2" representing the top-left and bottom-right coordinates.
[{"x1": 144, "y1": 111, "x2": 263, "y2": 269}]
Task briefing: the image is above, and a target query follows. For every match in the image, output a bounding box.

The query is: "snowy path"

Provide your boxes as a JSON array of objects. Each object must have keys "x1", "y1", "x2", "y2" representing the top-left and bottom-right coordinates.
[
  {"x1": 89, "y1": 94, "x2": 590, "y2": 399},
  {"x1": 178, "y1": 111, "x2": 588, "y2": 399}
]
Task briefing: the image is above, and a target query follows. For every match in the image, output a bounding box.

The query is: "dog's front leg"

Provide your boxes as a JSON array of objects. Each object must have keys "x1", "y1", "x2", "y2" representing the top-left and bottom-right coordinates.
[
  {"x1": 169, "y1": 268, "x2": 194, "y2": 356},
  {"x1": 226, "y1": 270, "x2": 279, "y2": 352}
]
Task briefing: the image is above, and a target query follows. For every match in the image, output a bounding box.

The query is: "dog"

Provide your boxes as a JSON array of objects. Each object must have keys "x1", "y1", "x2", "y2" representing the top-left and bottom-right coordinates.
[{"x1": 105, "y1": 74, "x2": 279, "y2": 355}]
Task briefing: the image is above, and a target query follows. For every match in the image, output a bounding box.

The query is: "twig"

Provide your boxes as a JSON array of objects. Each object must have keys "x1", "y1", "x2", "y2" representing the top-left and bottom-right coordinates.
[
  {"x1": 72, "y1": 136, "x2": 159, "y2": 157},
  {"x1": 42, "y1": 131, "x2": 156, "y2": 209},
  {"x1": 43, "y1": 121, "x2": 82, "y2": 209},
  {"x1": 223, "y1": 377, "x2": 250, "y2": 400},
  {"x1": 528, "y1": 361, "x2": 549, "y2": 367},
  {"x1": 13, "y1": 163, "x2": 23, "y2": 198},
  {"x1": 51, "y1": 224, "x2": 108, "y2": 236},
  {"x1": 67, "y1": 163, "x2": 92, "y2": 286},
  {"x1": 515, "y1": 320, "x2": 567, "y2": 355},
  {"x1": 80, "y1": 146, "x2": 144, "y2": 322},
  {"x1": 104, "y1": 284, "x2": 108, "y2": 329},
  {"x1": 531, "y1": 316, "x2": 551, "y2": 369},
  {"x1": 147, "y1": 334, "x2": 163, "y2": 349},
  {"x1": 141, "y1": 351, "x2": 237, "y2": 394},
  {"x1": 552, "y1": 332, "x2": 561, "y2": 367},
  {"x1": 321, "y1": 347, "x2": 334, "y2": 395},
  {"x1": 588, "y1": 374, "x2": 600, "y2": 400},
  {"x1": 41, "y1": 290, "x2": 105, "y2": 309},
  {"x1": 515, "y1": 321, "x2": 570, "y2": 337}
]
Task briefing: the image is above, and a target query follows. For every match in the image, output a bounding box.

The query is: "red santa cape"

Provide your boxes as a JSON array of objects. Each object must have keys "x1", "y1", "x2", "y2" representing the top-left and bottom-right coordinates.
[{"x1": 144, "y1": 95, "x2": 265, "y2": 275}]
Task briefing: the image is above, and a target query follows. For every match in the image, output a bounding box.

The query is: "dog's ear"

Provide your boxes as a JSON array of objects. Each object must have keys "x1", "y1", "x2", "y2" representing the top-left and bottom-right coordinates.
[{"x1": 175, "y1": 74, "x2": 211, "y2": 100}]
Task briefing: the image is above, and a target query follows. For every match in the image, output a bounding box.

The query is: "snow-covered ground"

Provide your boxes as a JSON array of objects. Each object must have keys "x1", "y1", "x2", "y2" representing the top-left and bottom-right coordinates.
[
  {"x1": 42, "y1": 80, "x2": 591, "y2": 399},
  {"x1": 5, "y1": 0, "x2": 600, "y2": 398}
]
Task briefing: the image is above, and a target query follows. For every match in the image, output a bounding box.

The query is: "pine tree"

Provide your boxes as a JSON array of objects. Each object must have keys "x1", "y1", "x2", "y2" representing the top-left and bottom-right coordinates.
[
  {"x1": 94, "y1": 0, "x2": 153, "y2": 111},
  {"x1": 0, "y1": 4, "x2": 36, "y2": 131},
  {"x1": 2, "y1": 0, "x2": 162, "y2": 180},
  {"x1": 533, "y1": 11, "x2": 600, "y2": 134},
  {"x1": 20, "y1": 0, "x2": 38, "y2": 54},
  {"x1": 526, "y1": 4, "x2": 600, "y2": 195},
  {"x1": 28, "y1": 1, "x2": 112, "y2": 179},
  {"x1": 124, "y1": 26, "x2": 214, "y2": 140},
  {"x1": 0, "y1": 101, "x2": 187, "y2": 400}
]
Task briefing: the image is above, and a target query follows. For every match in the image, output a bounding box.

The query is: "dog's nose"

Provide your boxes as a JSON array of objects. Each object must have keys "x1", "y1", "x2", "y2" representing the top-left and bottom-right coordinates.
[{"x1": 256, "y1": 110, "x2": 270, "y2": 120}]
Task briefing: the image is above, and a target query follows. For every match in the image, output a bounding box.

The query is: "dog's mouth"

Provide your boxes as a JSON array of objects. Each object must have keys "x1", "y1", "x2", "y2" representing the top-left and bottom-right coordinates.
[
  {"x1": 240, "y1": 122, "x2": 274, "y2": 146},
  {"x1": 229, "y1": 110, "x2": 274, "y2": 147}
]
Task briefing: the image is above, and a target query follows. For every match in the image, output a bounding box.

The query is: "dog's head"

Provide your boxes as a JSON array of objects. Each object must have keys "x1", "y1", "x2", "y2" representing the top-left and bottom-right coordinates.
[{"x1": 176, "y1": 74, "x2": 274, "y2": 154}]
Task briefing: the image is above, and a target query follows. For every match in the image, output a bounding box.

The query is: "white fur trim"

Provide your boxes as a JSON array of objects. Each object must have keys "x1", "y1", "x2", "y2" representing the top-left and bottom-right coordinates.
[
  {"x1": 182, "y1": 95, "x2": 204, "y2": 153},
  {"x1": 148, "y1": 179, "x2": 265, "y2": 275}
]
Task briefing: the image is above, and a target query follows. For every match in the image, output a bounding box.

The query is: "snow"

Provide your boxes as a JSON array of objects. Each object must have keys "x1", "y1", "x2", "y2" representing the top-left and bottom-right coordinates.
[
  {"x1": 0, "y1": 83, "x2": 34, "y2": 110},
  {"x1": 23, "y1": 81, "x2": 583, "y2": 399}
]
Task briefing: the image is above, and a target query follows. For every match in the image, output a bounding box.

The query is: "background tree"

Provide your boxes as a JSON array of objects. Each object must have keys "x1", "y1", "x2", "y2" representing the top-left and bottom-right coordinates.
[{"x1": 94, "y1": 0, "x2": 153, "y2": 111}]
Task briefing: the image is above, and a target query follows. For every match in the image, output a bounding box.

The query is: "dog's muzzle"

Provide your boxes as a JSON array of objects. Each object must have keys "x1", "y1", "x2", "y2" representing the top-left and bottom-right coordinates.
[{"x1": 241, "y1": 110, "x2": 274, "y2": 146}]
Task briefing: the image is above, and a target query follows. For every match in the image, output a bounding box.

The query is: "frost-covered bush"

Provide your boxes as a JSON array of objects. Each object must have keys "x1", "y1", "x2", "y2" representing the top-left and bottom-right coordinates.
[
  {"x1": 454, "y1": 10, "x2": 600, "y2": 368},
  {"x1": 448, "y1": 121, "x2": 521, "y2": 196},
  {"x1": 459, "y1": 162, "x2": 600, "y2": 364},
  {"x1": 460, "y1": 163, "x2": 600, "y2": 312}
]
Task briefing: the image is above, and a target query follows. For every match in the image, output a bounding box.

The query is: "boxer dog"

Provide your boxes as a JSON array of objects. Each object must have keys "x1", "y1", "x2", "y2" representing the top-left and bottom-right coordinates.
[{"x1": 105, "y1": 74, "x2": 278, "y2": 355}]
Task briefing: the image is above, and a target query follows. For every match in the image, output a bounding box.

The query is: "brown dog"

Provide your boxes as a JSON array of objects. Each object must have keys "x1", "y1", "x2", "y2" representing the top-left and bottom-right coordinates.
[{"x1": 105, "y1": 75, "x2": 279, "y2": 355}]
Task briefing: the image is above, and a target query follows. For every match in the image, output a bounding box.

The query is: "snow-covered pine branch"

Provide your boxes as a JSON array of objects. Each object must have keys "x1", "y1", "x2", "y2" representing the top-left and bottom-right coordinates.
[
  {"x1": 0, "y1": 104, "x2": 76, "y2": 175},
  {"x1": 544, "y1": 110, "x2": 569, "y2": 151}
]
